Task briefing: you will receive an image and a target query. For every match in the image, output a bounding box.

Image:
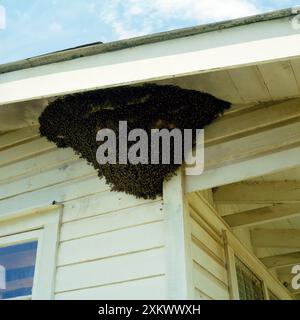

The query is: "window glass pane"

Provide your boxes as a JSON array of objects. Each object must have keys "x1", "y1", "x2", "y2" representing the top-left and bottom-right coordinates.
[
  {"x1": 235, "y1": 256, "x2": 265, "y2": 300},
  {"x1": 0, "y1": 241, "x2": 38, "y2": 299}
]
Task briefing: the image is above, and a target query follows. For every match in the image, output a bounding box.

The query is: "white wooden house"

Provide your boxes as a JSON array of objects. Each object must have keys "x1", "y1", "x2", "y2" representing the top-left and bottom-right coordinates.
[{"x1": 0, "y1": 7, "x2": 300, "y2": 300}]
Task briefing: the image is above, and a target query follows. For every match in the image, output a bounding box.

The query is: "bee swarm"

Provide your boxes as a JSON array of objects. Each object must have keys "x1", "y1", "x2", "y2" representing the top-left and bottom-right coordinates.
[{"x1": 39, "y1": 84, "x2": 230, "y2": 199}]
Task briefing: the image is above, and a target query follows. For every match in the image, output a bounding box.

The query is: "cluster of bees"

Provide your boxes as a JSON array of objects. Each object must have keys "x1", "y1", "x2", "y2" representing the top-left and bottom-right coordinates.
[{"x1": 39, "y1": 84, "x2": 230, "y2": 199}]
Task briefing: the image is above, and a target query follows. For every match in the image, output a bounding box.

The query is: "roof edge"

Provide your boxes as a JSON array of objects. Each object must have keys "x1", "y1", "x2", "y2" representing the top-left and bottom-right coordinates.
[{"x1": 0, "y1": 7, "x2": 296, "y2": 75}]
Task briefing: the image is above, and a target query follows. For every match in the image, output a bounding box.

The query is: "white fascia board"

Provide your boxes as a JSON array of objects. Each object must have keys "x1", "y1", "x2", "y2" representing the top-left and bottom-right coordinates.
[{"x1": 1, "y1": 16, "x2": 300, "y2": 105}]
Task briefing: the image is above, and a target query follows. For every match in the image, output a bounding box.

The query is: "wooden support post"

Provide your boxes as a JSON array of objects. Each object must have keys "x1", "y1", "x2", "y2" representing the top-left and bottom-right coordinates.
[
  {"x1": 222, "y1": 230, "x2": 240, "y2": 300},
  {"x1": 163, "y1": 168, "x2": 194, "y2": 299}
]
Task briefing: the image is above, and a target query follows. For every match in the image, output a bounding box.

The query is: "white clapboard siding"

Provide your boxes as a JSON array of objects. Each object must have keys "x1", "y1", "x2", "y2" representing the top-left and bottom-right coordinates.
[
  {"x1": 190, "y1": 206, "x2": 222, "y2": 243},
  {"x1": 0, "y1": 176, "x2": 109, "y2": 216},
  {"x1": 0, "y1": 126, "x2": 40, "y2": 150},
  {"x1": 193, "y1": 262, "x2": 229, "y2": 300},
  {"x1": 187, "y1": 192, "x2": 293, "y2": 300},
  {"x1": 0, "y1": 148, "x2": 78, "y2": 184},
  {"x1": 190, "y1": 228, "x2": 228, "y2": 299},
  {"x1": 60, "y1": 201, "x2": 163, "y2": 241},
  {"x1": 191, "y1": 242, "x2": 227, "y2": 284},
  {"x1": 190, "y1": 217, "x2": 225, "y2": 262},
  {"x1": 0, "y1": 137, "x2": 55, "y2": 167},
  {"x1": 55, "y1": 248, "x2": 165, "y2": 292},
  {"x1": 194, "y1": 287, "x2": 213, "y2": 300},
  {"x1": 0, "y1": 160, "x2": 95, "y2": 200},
  {"x1": 55, "y1": 275, "x2": 167, "y2": 300},
  {"x1": 187, "y1": 192, "x2": 229, "y2": 300},
  {"x1": 188, "y1": 193, "x2": 228, "y2": 234},
  {"x1": 62, "y1": 190, "x2": 158, "y2": 223},
  {"x1": 58, "y1": 221, "x2": 165, "y2": 266},
  {"x1": 0, "y1": 132, "x2": 166, "y2": 299}
]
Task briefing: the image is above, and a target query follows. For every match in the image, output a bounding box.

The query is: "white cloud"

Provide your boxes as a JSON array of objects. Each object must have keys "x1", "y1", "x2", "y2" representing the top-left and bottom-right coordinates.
[
  {"x1": 99, "y1": 0, "x2": 260, "y2": 39},
  {"x1": 155, "y1": 0, "x2": 259, "y2": 21},
  {"x1": 49, "y1": 22, "x2": 63, "y2": 32}
]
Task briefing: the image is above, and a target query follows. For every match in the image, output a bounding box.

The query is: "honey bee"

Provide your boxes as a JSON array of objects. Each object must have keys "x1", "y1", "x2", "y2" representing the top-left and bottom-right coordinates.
[{"x1": 39, "y1": 84, "x2": 230, "y2": 199}]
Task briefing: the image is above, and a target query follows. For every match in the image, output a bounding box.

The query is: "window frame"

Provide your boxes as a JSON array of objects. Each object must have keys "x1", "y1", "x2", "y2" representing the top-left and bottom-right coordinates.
[
  {"x1": 224, "y1": 239, "x2": 269, "y2": 300},
  {"x1": 222, "y1": 230, "x2": 290, "y2": 300},
  {"x1": 0, "y1": 205, "x2": 61, "y2": 300}
]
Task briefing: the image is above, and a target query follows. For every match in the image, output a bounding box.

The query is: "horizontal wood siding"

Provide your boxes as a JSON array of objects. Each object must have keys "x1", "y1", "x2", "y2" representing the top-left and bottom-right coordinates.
[
  {"x1": 55, "y1": 275, "x2": 167, "y2": 300},
  {"x1": 187, "y1": 192, "x2": 293, "y2": 300},
  {"x1": 0, "y1": 128, "x2": 166, "y2": 299},
  {"x1": 187, "y1": 194, "x2": 229, "y2": 300}
]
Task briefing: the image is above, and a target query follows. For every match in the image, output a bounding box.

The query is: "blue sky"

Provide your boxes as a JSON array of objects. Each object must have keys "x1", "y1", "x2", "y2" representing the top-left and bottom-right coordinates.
[{"x1": 0, "y1": 0, "x2": 299, "y2": 64}]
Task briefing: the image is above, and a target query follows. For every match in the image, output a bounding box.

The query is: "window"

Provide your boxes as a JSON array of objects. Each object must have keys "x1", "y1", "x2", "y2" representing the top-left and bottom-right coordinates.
[
  {"x1": 235, "y1": 257, "x2": 265, "y2": 300},
  {"x1": 223, "y1": 230, "x2": 288, "y2": 300},
  {"x1": 0, "y1": 206, "x2": 61, "y2": 299},
  {"x1": 0, "y1": 240, "x2": 38, "y2": 299}
]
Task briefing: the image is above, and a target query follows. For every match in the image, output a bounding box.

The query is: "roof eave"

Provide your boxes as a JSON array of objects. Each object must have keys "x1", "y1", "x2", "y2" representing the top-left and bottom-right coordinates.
[{"x1": 0, "y1": 7, "x2": 296, "y2": 75}]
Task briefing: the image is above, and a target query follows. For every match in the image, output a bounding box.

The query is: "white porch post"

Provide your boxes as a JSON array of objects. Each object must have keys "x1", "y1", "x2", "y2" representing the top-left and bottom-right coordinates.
[{"x1": 163, "y1": 168, "x2": 194, "y2": 299}]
